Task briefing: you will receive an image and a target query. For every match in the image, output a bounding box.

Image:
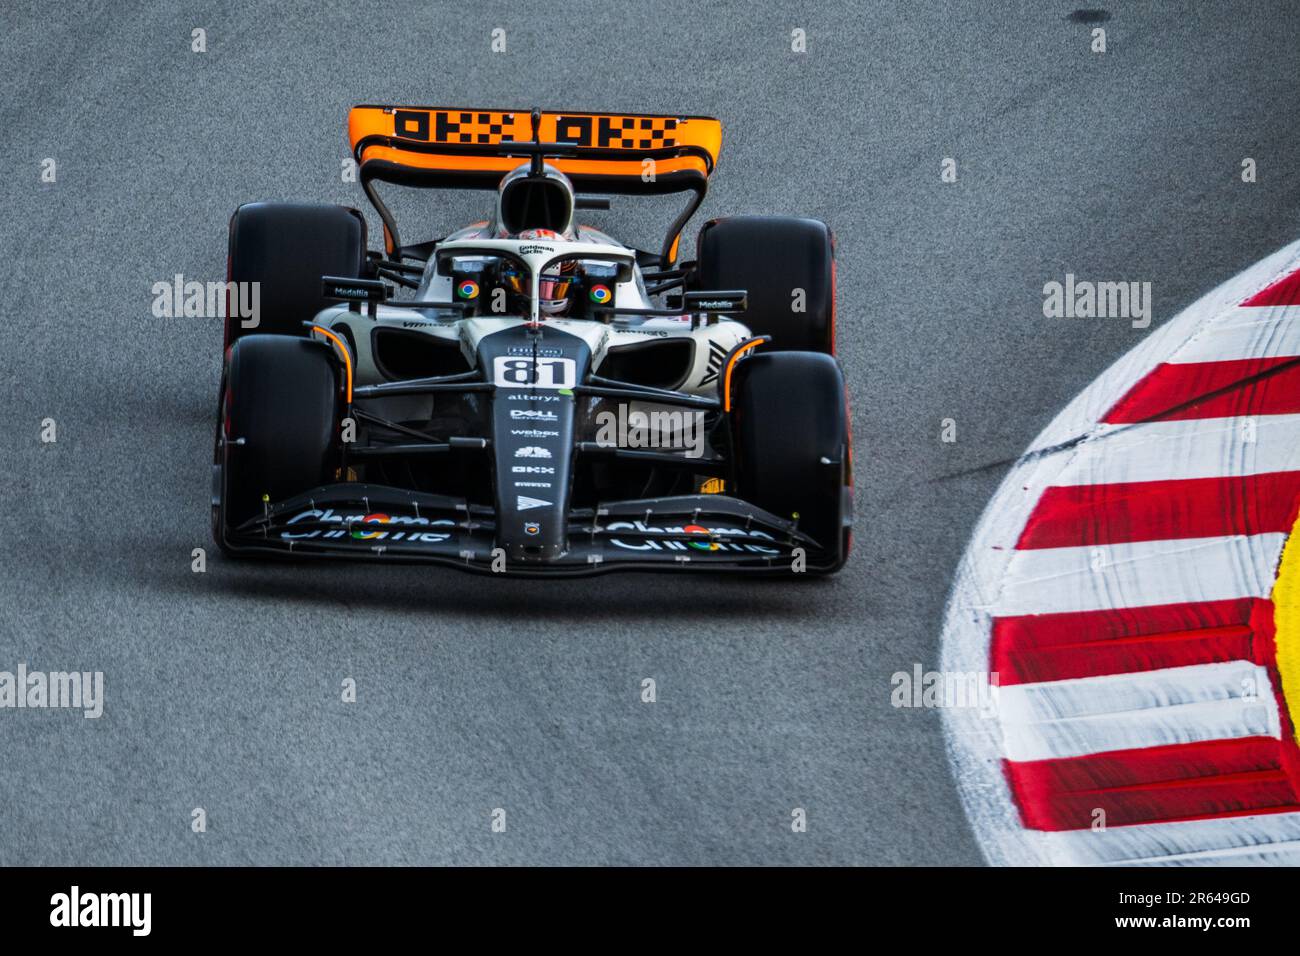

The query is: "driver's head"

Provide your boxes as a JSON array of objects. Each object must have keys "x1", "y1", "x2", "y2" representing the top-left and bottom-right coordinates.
[{"x1": 501, "y1": 231, "x2": 577, "y2": 316}]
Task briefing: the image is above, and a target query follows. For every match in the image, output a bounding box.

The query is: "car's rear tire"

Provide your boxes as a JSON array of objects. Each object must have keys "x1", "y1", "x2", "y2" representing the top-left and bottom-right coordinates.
[
  {"x1": 695, "y1": 215, "x2": 835, "y2": 354},
  {"x1": 730, "y1": 351, "x2": 851, "y2": 572},
  {"x1": 217, "y1": 335, "x2": 343, "y2": 535},
  {"x1": 225, "y1": 202, "x2": 368, "y2": 346}
]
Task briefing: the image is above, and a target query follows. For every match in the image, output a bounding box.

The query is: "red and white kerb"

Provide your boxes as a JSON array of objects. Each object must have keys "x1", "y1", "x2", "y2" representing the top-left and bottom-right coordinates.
[{"x1": 941, "y1": 240, "x2": 1300, "y2": 865}]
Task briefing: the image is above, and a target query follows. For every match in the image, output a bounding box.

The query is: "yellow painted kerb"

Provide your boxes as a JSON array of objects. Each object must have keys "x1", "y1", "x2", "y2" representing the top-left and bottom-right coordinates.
[{"x1": 1272, "y1": 509, "x2": 1300, "y2": 733}]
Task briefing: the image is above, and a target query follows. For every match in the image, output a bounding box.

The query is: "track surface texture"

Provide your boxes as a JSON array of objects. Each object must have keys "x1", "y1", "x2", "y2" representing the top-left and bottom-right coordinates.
[{"x1": 2, "y1": 1, "x2": 1300, "y2": 865}]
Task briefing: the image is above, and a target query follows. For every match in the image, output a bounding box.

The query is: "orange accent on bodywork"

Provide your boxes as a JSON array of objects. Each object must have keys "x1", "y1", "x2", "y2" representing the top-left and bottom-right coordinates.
[
  {"x1": 310, "y1": 326, "x2": 353, "y2": 404},
  {"x1": 722, "y1": 339, "x2": 764, "y2": 413}
]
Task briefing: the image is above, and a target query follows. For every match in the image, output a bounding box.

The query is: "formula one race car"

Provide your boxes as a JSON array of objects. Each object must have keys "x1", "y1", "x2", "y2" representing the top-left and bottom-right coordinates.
[{"x1": 213, "y1": 105, "x2": 852, "y2": 575}]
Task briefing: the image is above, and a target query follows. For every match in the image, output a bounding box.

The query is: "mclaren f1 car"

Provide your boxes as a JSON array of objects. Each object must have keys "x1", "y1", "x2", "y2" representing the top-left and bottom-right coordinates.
[{"x1": 213, "y1": 106, "x2": 852, "y2": 575}]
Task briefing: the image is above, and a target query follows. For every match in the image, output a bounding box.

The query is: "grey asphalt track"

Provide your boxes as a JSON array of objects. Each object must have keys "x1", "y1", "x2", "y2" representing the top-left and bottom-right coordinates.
[{"x1": 2, "y1": 0, "x2": 1300, "y2": 865}]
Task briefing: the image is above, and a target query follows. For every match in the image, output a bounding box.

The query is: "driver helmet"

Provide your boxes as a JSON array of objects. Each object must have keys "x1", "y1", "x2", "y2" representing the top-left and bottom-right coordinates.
[{"x1": 501, "y1": 229, "x2": 577, "y2": 316}]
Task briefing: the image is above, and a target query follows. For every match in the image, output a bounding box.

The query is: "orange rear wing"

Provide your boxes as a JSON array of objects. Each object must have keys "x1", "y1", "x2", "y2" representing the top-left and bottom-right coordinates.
[{"x1": 347, "y1": 105, "x2": 723, "y2": 263}]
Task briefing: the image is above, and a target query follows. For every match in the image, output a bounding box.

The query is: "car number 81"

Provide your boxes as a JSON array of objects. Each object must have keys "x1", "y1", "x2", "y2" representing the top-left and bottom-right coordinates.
[{"x1": 493, "y1": 356, "x2": 576, "y2": 389}]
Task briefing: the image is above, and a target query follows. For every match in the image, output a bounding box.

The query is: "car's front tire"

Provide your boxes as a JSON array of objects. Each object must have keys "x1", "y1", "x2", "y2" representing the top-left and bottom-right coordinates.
[
  {"x1": 730, "y1": 350, "x2": 852, "y2": 572},
  {"x1": 216, "y1": 335, "x2": 343, "y2": 540}
]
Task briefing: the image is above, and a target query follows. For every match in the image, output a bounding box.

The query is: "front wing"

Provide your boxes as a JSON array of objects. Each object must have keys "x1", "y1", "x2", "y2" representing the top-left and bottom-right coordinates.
[{"x1": 219, "y1": 483, "x2": 825, "y2": 576}]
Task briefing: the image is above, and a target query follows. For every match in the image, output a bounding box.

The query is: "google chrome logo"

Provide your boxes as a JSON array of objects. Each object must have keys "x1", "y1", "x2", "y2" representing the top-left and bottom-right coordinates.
[
  {"x1": 682, "y1": 524, "x2": 720, "y2": 551},
  {"x1": 589, "y1": 284, "x2": 612, "y2": 304},
  {"x1": 351, "y1": 513, "x2": 390, "y2": 540},
  {"x1": 457, "y1": 279, "x2": 480, "y2": 299}
]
